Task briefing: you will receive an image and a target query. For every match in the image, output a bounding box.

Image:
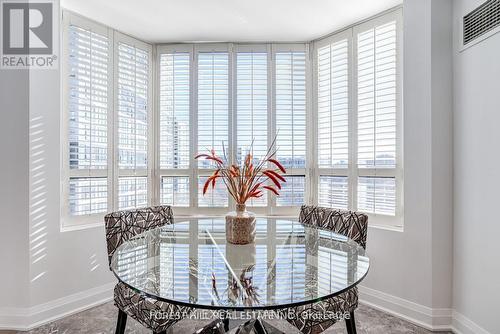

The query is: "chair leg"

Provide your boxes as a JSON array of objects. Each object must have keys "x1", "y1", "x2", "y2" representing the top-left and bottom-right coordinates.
[
  {"x1": 115, "y1": 309, "x2": 127, "y2": 334},
  {"x1": 345, "y1": 311, "x2": 357, "y2": 334}
]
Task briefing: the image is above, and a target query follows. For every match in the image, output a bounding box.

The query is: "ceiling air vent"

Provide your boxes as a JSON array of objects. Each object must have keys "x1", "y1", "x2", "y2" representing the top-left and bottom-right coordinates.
[{"x1": 463, "y1": 0, "x2": 500, "y2": 46}]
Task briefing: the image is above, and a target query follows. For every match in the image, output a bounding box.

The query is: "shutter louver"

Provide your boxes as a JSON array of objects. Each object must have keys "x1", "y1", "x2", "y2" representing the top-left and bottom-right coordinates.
[{"x1": 67, "y1": 24, "x2": 110, "y2": 216}]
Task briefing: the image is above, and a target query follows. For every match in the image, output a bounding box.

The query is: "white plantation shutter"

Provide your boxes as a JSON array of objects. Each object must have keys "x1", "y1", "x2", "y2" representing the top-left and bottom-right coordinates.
[
  {"x1": 316, "y1": 34, "x2": 351, "y2": 210},
  {"x1": 159, "y1": 53, "x2": 190, "y2": 169},
  {"x1": 158, "y1": 50, "x2": 191, "y2": 208},
  {"x1": 275, "y1": 51, "x2": 306, "y2": 207},
  {"x1": 277, "y1": 175, "x2": 305, "y2": 207},
  {"x1": 197, "y1": 52, "x2": 229, "y2": 169},
  {"x1": 354, "y1": 14, "x2": 400, "y2": 218},
  {"x1": 117, "y1": 43, "x2": 149, "y2": 169},
  {"x1": 318, "y1": 176, "x2": 348, "y2": 209},
  {"x1": 236, "y1": 51, "x2": 268, "y2": 207},
  {"x1": 68, "y1": 177, "x2": 107, "y2": 215},
  {"x1": 357, "y1": 21, "x2": 397, "y2": 169},
  {"x1": 198, "y1": 176, "x2": 228, "y2": 207},
  {"x1": 160, "y1": 176, "x2": 189, "y2": 207},
  {"x1": 317, "y1": 39, "x2": 350, "y2": 168},
  {"x1": 116, "y1": 39, "x2": 151, "y2": 210},
  {"x1": 358, "y1": 176, "x2": 396, "y2": 215},
  {"x1": 236, "y1": 52, "x2": 268, "y2": 160},
  {"x1": 67, "y1": 23, "x2": 110, "y2": 216},
  {"x1": 275, "y1": 52, "x2": 306, "y2": 170},
  {"x1": 115, "y1": 35, "x2": 150, "y2": 210},
  {"x1": 118, "y1": 176, "x2": 147, "y2": 210}
]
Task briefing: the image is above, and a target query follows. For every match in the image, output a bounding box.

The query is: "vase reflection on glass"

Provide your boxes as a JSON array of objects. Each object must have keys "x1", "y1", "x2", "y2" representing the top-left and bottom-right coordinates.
[{"x1": 225, "y1": 204, "x2": 256, "y2": 245}]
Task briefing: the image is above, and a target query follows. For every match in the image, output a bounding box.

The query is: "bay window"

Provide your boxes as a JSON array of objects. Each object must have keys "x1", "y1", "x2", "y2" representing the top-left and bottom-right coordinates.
[{"x1": 62, "y1": 8, "x2": 403, "y2": 228}]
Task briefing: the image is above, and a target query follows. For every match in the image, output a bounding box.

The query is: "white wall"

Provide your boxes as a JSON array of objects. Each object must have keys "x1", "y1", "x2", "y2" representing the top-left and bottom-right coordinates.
[
  {"x1": 452, "y1": 0, "x2": 500, "y2": 333},
  {"x1": 0, "y1": 70, "x2": 30, "y2": 316},
  {"x1": 360, "y1": 0, "x2": 453, "y2": 329},
  {"x1": 27, "y1": 67, "x2": 115, "y2": 324},
  {"x1": 1, "y1": 0, "x2": 457, "y2": 331}
]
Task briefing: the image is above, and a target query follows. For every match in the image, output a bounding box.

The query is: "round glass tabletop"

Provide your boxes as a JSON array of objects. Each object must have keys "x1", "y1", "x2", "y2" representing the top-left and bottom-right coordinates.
[{"x1": 110, "y1": 218, "x2": 369, "y2": 311}]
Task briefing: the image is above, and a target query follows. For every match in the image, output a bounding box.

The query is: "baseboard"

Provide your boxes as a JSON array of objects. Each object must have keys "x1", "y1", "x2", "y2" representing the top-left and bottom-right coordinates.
[
  {"x1": 451, "y1": 310, "x2": 491, "y2": 334},
  {"x1": 0, "y1": 282, "x2": 114, "y2": 331},
  {"x1": 0, "y1": 283, "x2": 492, "y2": 334},
  {"x1": 359, "y1": 285, "x2": 494, "y2": 334},
  {"x1": 359, "y1": 285, "x2": 453, "y2": 332}
]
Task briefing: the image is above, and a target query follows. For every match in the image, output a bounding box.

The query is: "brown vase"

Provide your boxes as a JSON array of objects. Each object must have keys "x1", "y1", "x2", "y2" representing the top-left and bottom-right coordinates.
[{"x1": 225, "y1": 204, "x2": 256, "y2": 245}]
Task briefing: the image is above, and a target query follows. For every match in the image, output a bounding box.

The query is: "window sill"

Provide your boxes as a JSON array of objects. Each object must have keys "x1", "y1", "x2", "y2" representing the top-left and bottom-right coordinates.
[
  {"x1": 60, "y1": 221, "x2": 104, "y2": 232},
  {"x1": 60, "y1": 213, "x2": 404, "y2": 232},
  {"x1": 368, "y1": 222, "x2": 404, "y2": 233}
]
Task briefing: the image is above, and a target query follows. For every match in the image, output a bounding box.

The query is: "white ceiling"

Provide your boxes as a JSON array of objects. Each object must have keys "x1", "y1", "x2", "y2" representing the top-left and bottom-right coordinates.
[{"x1": 61, "y1": 0, "x2": 402, "y2": 43}]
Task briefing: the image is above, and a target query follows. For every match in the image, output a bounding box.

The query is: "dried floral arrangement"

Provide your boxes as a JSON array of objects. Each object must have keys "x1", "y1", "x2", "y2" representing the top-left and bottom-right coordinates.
[{"x1": 195, "y1": 137, "x2": 287, "y2": 205}]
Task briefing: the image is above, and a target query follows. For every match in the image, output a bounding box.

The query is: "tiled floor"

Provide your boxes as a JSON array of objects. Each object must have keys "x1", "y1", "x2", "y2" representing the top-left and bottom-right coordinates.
[{"x1": 1, "y1": 302, "x2": 451, "y2": 334}]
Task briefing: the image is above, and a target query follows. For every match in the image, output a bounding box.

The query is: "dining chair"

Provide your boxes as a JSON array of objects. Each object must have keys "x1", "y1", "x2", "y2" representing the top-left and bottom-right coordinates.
[
  {"x1": 285, "y1": 205, "x2": 368, "y2": 334},
  {"x1": 105, "y1": 206, "x2": 193, "y2": 334}
]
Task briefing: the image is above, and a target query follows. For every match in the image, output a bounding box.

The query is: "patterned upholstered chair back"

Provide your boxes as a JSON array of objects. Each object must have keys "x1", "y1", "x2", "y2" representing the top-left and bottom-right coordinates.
[
  {"x1": 104, "y1": 206, "x2": 174, "y2": 266},
  {"x1": 299, "y1": 205, "x2": 368, "y2": 249}
]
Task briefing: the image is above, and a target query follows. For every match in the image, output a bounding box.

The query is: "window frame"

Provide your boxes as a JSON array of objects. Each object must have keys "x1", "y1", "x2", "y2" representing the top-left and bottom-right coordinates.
[
  {"x1": 61, "y1": 11, "x2": 153, "y2": 228},
  {"x1": 61, "y1": 11, "x2": 114, "y2": 227}
]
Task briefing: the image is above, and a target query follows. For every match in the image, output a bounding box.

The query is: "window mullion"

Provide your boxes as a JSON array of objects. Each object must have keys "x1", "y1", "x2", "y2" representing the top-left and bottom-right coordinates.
[
  {"x1": 348, "y1": 28, "x2": 357, "y2": 212},
  {"x1": 191, "y1": 46, "x2": 198, "y2": 209},
  {"x1": 109, "y1": 28, "x2": 117, "y2": 212},
  {"x1": 269, "y1": 45, "x2": 277, "y2": 213},
  {"x1": 228, "y1": 44, "x2": 235, "y2": 210}
]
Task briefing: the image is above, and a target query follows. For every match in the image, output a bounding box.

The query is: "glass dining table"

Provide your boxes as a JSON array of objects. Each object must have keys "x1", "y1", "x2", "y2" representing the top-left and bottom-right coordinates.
[{"x1": 110, "y1": 218, "x2": 370, "y2": 333}]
